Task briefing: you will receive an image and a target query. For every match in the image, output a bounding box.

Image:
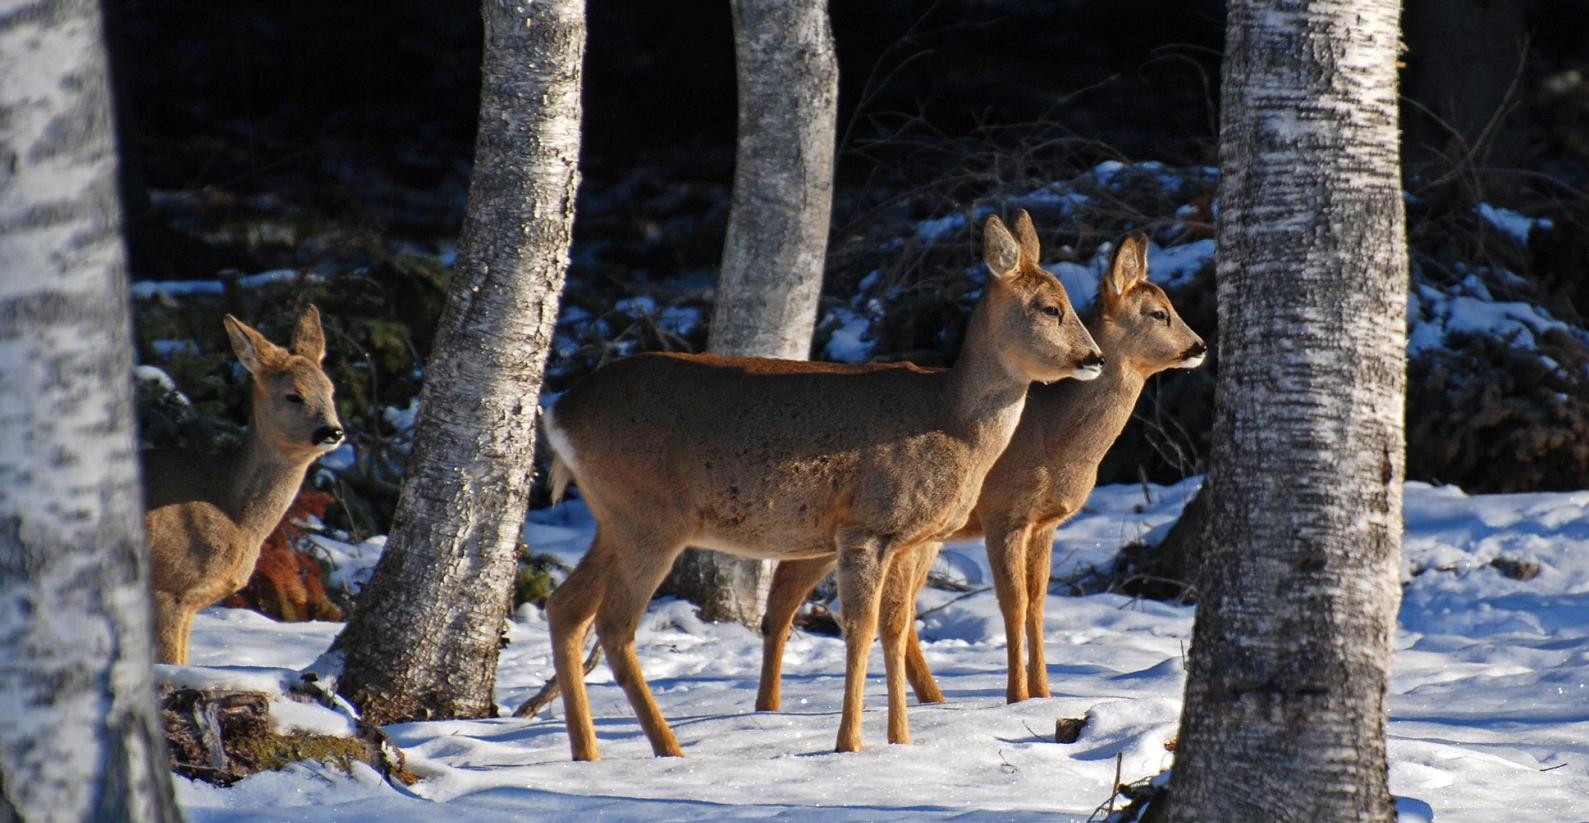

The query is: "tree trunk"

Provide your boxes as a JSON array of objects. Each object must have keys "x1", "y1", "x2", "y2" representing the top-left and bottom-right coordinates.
[
  {"x1": 665, "y1": 0, "x2": 838, "y2": 627},
  {"x1": 0, "y1": 0, "x2": 180, "y2": 817},
  {"x1": 1166, "y1": 2, "x2": 1408, "y2": 822},
  {"x1": 335, "y1": 0, "x2": 584, "y2": 725}
]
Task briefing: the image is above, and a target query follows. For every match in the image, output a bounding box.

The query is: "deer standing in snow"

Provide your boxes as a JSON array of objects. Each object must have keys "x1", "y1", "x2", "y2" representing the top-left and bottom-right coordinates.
[
  {"x1": 142, "y1": 306, "x2": 344, "y2": 664},
  {"x1": 756, "y1": 234, "x2": 1206, "y2": 710},
  {"x1": 543, "y1": 212, "x2": 1104, "y2": 760}
]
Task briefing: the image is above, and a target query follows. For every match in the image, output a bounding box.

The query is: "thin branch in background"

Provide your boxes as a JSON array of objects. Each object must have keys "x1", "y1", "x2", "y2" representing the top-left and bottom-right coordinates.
[
  {"x1": 513, "y1": 638, "x2": 602, "y2": 719},
  {"x1": 914, "y1": 586, "x2": 993, "y2": 620}
]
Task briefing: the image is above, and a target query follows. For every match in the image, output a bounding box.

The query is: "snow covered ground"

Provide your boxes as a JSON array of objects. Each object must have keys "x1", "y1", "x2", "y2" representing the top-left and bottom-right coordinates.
[{"x1": 174, "y1": 480, "x2": 1589, "y2": 822}]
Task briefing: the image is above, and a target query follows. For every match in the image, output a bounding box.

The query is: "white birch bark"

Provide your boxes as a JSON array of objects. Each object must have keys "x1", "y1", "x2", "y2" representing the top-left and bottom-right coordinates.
[
  {"x1": 0, "y1": 0, "x2": 179, "y2": 818},
  {"x1": 335, "y1": 0, "x2": 584, "y2": 724},
  {"x1": 1166, "y1": 2, "x2": 1408, "y2": 821},
  {"x1": 671, "y1": 0, "x2": 838, "y2": 626}
]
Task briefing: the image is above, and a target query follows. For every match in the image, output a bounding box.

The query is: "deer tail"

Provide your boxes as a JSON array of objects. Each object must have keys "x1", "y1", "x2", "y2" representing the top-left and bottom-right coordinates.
[{"x1": 550, "y1": 454, "x2": 572, "y2": 506}]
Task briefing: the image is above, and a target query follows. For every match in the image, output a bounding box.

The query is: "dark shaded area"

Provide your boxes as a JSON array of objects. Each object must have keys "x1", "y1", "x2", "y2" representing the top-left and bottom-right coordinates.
[
  {"x1": 115, "y1": 0, "x2": 1589, "y2": 544},
  {"x1": 108, "y1": 0, "x2": 1227, "y2": 275}
]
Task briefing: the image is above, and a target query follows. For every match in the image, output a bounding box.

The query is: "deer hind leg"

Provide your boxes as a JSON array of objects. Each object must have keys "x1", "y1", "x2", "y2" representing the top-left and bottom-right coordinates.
[
  {"x1": 152, "y1": 591, "x2": 184, "y2": 665},
  {"x1": 898, "y1": 542, "x2": 945, "y2": 704},
  {"x1": 833, "y1": 531, "x2": 897, "y2": 753},
  {"x1": 547, "y1": 532, "x2": 611, "y2": 761},
  {"x1": 176, "y1": 604, "x2": 202, "y2": 666},
  {"x1": 879, "y1": 544, "x2": 931, "y2": 745},
  {"x1": 985, "y1": 521, "x2": 1034, "y2": 703},
  {"x1": 757, "y1": 556, "x2": 835, "y2": 712},
  {"x1": 592, "y1": 529, "x2": 688, "y2": 758},
  {"x1": 1023, "y1": 522, "x2": 1060, "y2": 699}
]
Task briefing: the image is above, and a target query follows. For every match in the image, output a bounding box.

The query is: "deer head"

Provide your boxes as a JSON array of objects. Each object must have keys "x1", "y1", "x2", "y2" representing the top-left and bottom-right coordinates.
[
  {"x1": 982, "y1": 210, "x2": 1105, "y2": 384},
  {"x1": 223, "y1": 306, "x2": 344, "y2": 460},
  {"x1": 1094, "y1": 234, "x2": 1207, "y2": 375}
]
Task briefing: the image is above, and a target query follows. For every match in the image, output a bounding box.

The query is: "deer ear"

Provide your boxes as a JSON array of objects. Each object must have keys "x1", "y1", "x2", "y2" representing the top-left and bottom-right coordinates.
[
  {"x1": 984, "y1": 216, "x2": 1021, "y2": 281},
  {"x1": 291, "y1": 305, "x2": 327, "y2": 363},
  {"x1": 1104, "y1": 234, "x2": 1149, "y2": 302},
  {"x1": 224, "y1": 315, "x2": 279, "y2": 375},
  {"x1": 1012, "y1": 209, "x2": 1040, "y2": 265}
]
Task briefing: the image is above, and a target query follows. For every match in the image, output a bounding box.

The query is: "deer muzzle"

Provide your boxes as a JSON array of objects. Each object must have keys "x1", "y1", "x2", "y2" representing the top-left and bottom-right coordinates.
[
  {"x1": 313, "y1": 426, "x2": 345, "y2": 447},
  {"x1": 1072, "y1": 352, "x2": 1105, "y2": 381}
]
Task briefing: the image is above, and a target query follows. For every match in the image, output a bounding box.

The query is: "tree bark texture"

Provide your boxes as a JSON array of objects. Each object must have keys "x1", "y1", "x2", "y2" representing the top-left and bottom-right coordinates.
[
  {"x1": 1167, "y1": 2, "x2": 1408, "y2": 822},
  {"x1": 0, "y1": 0, "x2": 180, "y2": 818},
  {"x1": 335, "y1": 0, "x2": 584, "y2": 725},
  {"x1": 669, "y1": 0, "x2": 839, "y2": 627},
  {"x1": 710, "y1": 0, "x2": 836, "y2": 360}
]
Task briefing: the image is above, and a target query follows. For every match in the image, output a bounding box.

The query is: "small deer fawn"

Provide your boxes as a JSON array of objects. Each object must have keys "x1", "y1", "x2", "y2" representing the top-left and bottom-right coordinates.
[
  {"x1": 142, "y1": 306, "x2": 344, "y2": 664},
  {"x1": 543, "y1": 212, "x2": 1103, "y2": 760},
  {"x1": 756, "y1": 234, "x2": 1206, "y2": 710}
]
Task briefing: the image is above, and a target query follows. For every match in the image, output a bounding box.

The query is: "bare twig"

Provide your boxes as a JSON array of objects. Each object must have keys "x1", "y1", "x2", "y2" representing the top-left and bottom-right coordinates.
[
  {"x1": 513, "y1": 642, "x2": 602, "y2": 718},
  {"x1": 913, "y1": 585, "x2": 992, "y2": 619}
]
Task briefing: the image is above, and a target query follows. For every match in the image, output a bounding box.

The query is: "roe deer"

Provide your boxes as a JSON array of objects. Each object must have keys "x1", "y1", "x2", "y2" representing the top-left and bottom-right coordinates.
[
  {"x1": 756, "y1": 234, "x2": 1206, "y2": 710},
  {"x1": 142, "y1": 306, "x2": 344, "y2": 664},
  {"x1": 543, "y1": 211, "x2": 1104, "y2": 761}
]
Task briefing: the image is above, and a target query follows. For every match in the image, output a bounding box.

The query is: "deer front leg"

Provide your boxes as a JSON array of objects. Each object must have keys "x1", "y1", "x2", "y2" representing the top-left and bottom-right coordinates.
[
  {"x1": 896, "y1": 542, "x2": 945, "y2": 704},
  {"x1": 833, "y1": 532, "x2": 892, "y2": 753},
  {"x1": 757, "y1": 556, "x2": 836, "y2": 712},
  {"x1": 985, "y1": 521, "x2": 1034, "y2": 703},
  {"x1": 1023, "y1": 522, "x2": 1060, "y2": 699}
]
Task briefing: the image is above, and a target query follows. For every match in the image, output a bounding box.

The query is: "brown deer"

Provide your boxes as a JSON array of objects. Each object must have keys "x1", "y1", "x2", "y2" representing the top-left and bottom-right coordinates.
[
  {"x1": 142, "y1": 306, "x2": 344, "y2": 664},
  {"x1": 543, "y1": 212, "x2": 1104, "y2": 761},
  {"x1": 756, "y1": 234, "x2": 1206, "y2": 711}
]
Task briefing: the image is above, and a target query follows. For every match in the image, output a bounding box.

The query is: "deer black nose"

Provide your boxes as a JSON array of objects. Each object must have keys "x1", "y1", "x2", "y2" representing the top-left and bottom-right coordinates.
[
  {"x1": 313, "y1": 426, "x2": 344, "y2": 446},
  {"x1": 1185, "y1": 342, "x2": 1208, "y2": 358},
  {"x1": 1080, "y1": 353, "x2": 1105, "y2": 369}
]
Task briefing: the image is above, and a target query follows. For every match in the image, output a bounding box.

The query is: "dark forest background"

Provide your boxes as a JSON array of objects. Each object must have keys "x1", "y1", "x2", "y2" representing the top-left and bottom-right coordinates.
[{"x1": 114, "y1": 0, "x2": 1589, "y2": 541}]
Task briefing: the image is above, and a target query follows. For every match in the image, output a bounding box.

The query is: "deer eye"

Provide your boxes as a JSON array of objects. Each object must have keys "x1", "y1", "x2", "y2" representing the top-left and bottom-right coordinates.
[
  {"x1": 1041, "y1": 305, "x2": 1062, "y2": 319},
  {"x1": 1150, "y1": 309, "x2": 1169, "y2": 323},
  {"x1": 285, "y1": 393, "x2": 304, "y2": 405}
]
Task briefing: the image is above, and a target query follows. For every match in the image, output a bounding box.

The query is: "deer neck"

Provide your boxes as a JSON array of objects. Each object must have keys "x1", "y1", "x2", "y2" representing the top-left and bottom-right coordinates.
[
  {"x1": 1043, "y1": 322, "x2": 1147, "y2": 466},
  {"x1": 227, "y1": 425, "x2": 313, "y2": 545},
  {"x1": 945, "y1": 297, "x2": 1032, "y2": 445}
]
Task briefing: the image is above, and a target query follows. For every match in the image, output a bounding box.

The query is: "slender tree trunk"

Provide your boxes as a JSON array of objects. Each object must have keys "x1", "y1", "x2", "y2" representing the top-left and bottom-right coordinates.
[
  {"x1": 0, "y1": 0, "x2": 179, "y2": 818},
  {"x1": 666, "y1": 0, "x2": 838, "y2": 626},
  {"x1": 710, "y1": 0, "x2": 836, "y2": 358},
  {"x1": 1166, "y1": 2, "x2": 1408, "y2": 822},
  {"x1": 335, "y1": 0, "x2": 584, "y2": 724}
]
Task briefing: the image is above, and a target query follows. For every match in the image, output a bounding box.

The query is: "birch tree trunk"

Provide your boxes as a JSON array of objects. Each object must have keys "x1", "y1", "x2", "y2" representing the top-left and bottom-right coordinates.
[
  {"x1": 667, "y1": 0, "x2": 838, "y2": 626},
  {"x1": 335, "y1": 0, "x2": 584, "y2": 724},
  {"x1": 0, "y1": 0, "x2": 179, "y2": 818},
  {"x1": 1166, "y1": 2, "x2": 1407, "y2": 821}
]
